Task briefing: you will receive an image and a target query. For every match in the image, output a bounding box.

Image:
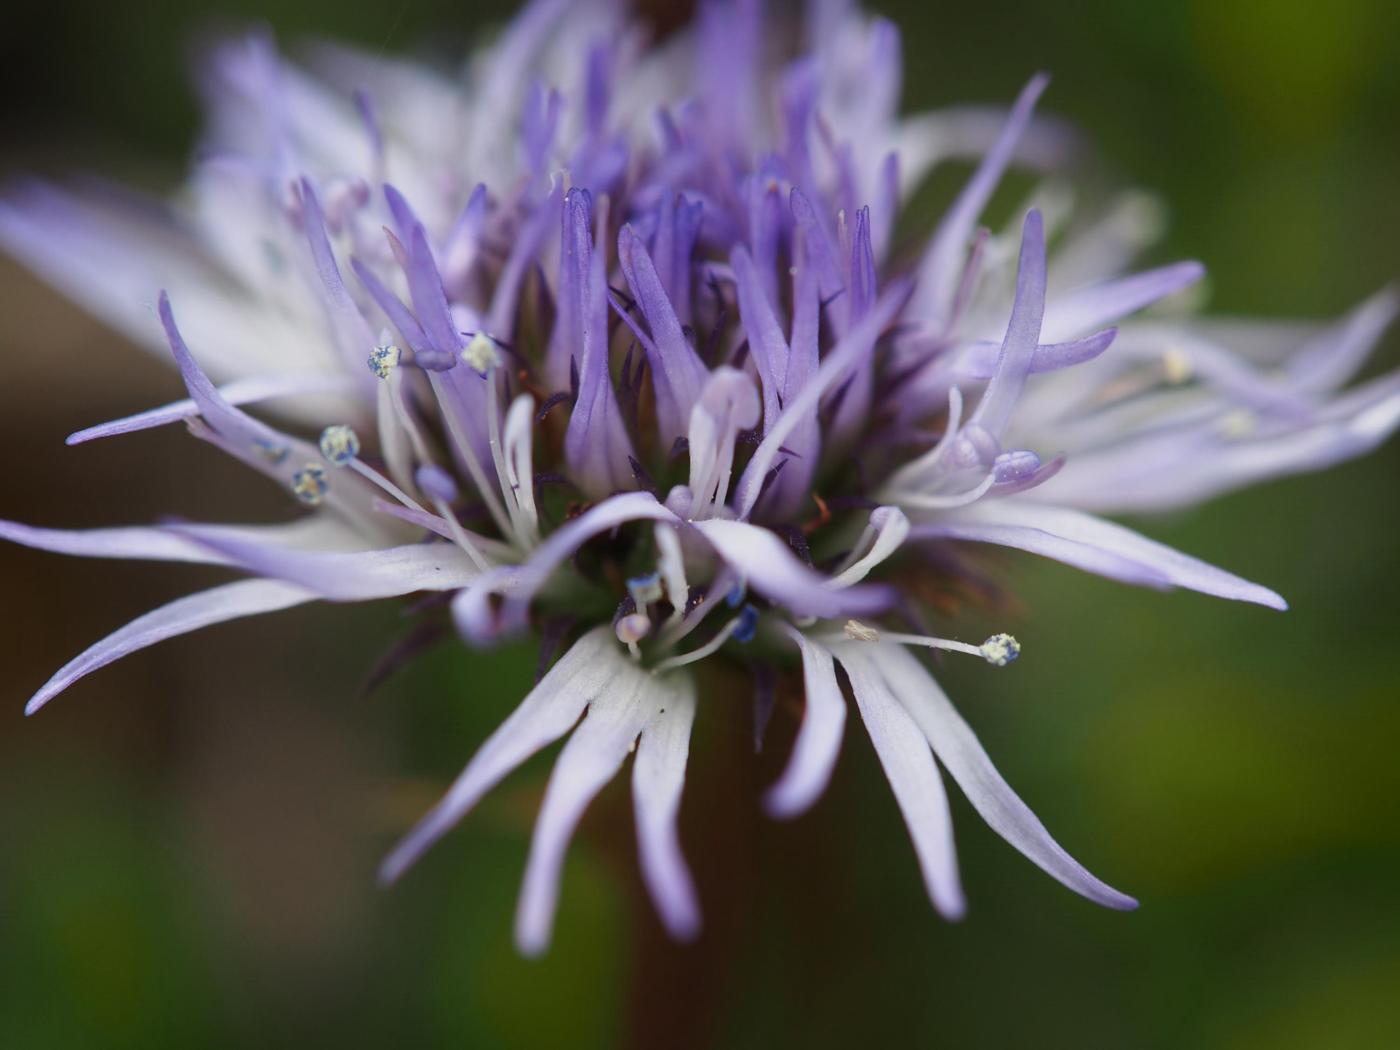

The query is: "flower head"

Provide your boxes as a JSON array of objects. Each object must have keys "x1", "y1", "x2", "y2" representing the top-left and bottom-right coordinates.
[{"x1": 2, "y1": 0, "x2": 1397, "y2": 954}]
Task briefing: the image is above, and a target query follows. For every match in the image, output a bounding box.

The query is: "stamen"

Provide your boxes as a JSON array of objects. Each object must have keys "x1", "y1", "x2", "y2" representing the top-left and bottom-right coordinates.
[
  {"x1": 318, "y1": 424, "x2": 361, "y2": 466},
  {"x1": 979, "y1": 633, "x2": 1021, "y2": 666},
  {"x1": 627, "y1": 572, "x2": 664, "y2": 609},
  {"x1": 414, "y1": 464, "x2": 491, "y2": 572},
  {"x1": 291, "y1": 463, "x2": 329, "y2": 505},
  {"x1": 842, "y1": 620, "x2": 1021, "y2": 667},
  {"x1": 368, "y1": 342, "x2": 401, "y2": 379},
  {"x1": 416, "y1": 464, "x2": 459, "y2": 504},
  {"x1": 461, "y1": 332, "x2": 503, "y2": 376},
  {"x1": 652, "y1": 605, "x2": 757, "y2": 674}
]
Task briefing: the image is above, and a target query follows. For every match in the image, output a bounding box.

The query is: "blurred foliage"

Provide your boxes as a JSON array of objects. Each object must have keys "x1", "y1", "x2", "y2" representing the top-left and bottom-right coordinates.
[{"x1": 1, "y1": 0, "x2": 1397, "y2": 1047}]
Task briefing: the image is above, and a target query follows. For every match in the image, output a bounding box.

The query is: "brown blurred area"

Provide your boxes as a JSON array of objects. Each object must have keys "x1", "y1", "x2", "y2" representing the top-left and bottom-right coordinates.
[{"x1": 0, "y1": 256, "x2": 387, "y2": 999}]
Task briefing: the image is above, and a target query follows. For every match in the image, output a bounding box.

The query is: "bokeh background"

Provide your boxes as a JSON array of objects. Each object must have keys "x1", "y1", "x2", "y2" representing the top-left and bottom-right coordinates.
[{"x1": 2, "y1": 1, "x2": 1398, "y2": 1047}]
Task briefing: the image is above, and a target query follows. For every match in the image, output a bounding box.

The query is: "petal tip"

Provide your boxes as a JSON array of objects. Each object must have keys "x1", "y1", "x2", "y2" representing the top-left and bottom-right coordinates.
[
  {"x1": 663, "y1": 910, "x2": 703, "y2": 944},
  {"x1": 514, "y1": 925, "x2": 550, "y2": 959},
  {"x1": 761, "y1": 789, "x2": 803, "y2": 822}
]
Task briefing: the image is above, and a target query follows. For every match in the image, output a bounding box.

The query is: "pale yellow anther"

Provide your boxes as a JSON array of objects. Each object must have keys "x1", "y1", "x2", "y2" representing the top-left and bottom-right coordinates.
[
  {"x1": 1162, "y1": 347, "x2": 1193, "y2": 385},
  {"x1": 843, "y1": 619, "x2": 881, "y2": 643},
  {"x1": 1219, "y1": 409, "x2": 1255, "y2": 439},
  {"x1": 462, "y1": 332, "x2": 502, "y2": 375}
]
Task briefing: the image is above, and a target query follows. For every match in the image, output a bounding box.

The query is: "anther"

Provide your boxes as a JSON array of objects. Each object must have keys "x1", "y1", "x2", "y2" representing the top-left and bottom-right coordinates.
[
  {"x1": 843, "y1": 619, "x2": 881, "y2": 642},
  {"x1": 979, "y1": 633, "x2": 1020, "y2": 667},
  {"x1": 842, "y1": 624, "x2": 1023, "y2": 667},
  {"x1": 1162, "y1": 347, "x2": 1193, "y2": 385},
  {"x1": 461, "y1": 332, "x2": 502, "y2": 376},
  {"x1": 368, "y1": 343, "x2": 401, "y2": 379},
  {"x1": 318, "y1": 424, "x2": 361, "y2": 467},
  {"x1": 732, "y1": 604, "x2": 760, "y2": 644},
  {"x1": 291, "y1": 463, "x2": 329, "y2": 505}
]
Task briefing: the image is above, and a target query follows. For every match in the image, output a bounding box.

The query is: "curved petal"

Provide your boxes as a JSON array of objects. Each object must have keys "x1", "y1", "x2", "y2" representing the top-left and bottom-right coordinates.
[
  {"x1": 617, "y1": 224, "x2": 708, "y2": 446},
  {"x1": 951, "y1": 328, "x2": 1117, "y2": 382},
  {"x1": 66, "y1": 373, "x2": 356, "y2": 446},
  {"x1": 465, "y1": 492, "x2": 677, "y2": 640},
  {"x1": 914, "y1": 499, "x2": 1287, "y2": 609},
  {"x1": 914, "y1": 73, "x2": 1048, "y2": 328},
  {"x1": 691, "y1": 519, "x2": 893, "y2": 619},
  {"x1": 765, "y1": 627, "x2": 847, "y2": 820},
  {"x1": 0, "y1": 517, "x2": 359, "y2": 565},
  {"x1": 837, "y1": 646, "x2": 965, "y2": 919},
  {"x1": 169, "y1": 530, "x2": 482, "y2": 599},
  {"x1": 631, "y1": 672, "x2": 701, "y2": 941},
  {"x1": 1040, "y1": 261, "x2": 1203, "y2": 342},
  {"x1": 730, "y1": 244, "x2": 789, "y2": 428},
  {"x1": 966, "y1": 208, "x2": 1047, "y2": 441},
  {"x1": 26, "y1": 579, "x2": 314, "y2": 715},
  {"x1": 830, "y1": 506, "x2": 910, "y2": 587},
  {"x1": 853, "y1": 642, "x2": 1138, "y2": 911},
  {"x1": 515, "y1": 651, "x2": 651, "y2": 955},
  {"x1": 159, "y1": 291, "x2": 293, "y2": 455},
  {"x1": 379, "y1": 626, "x2": 619, "y2": 885}
]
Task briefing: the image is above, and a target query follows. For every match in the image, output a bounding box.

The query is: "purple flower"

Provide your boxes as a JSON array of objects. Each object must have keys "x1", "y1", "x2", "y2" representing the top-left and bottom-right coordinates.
[{"x1": 2, "y1": 0, "x2": 1396, "y2": 955}]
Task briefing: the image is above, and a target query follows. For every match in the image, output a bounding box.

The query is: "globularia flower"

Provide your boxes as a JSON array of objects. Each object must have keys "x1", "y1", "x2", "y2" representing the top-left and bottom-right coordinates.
[{"x1": 3, "y1": 0, "x2": 1397, "y2": 954}]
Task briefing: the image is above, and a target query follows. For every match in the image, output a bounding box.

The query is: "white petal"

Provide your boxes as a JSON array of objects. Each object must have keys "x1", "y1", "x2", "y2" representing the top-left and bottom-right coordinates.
[
  {"x1": 515, "y1": 659, "x2": 650, "y2": 955},
  {"x1": 0, "y1": 516, "x2": 359, "y2": 565},
  {"x1": 1040, "y1": 261, "x2": 1204, "y2": 342},
  {"x1": 503, "y1": 393, "x2": 540, "y2": 542},
  {"x1": 520, "y1": 491, "x2": 677, "y2": 595},
  {"x1": 379, "y1": 627, "x2": 620, "y2": 885},
  {"x1": 66, "y1": 373, "x2": 355, "y2": 446},
  {"x1": 170, "y1": 532, "x2": 483, "y2": 600},
  {"x1": 837, "y1": 646, "x2": 965, "y2": 919},
  {"x1": 830, "y1": 506, "x2": 911, "y2": 587},
  {"x1": 861, "y1": 642, "x2": 1138, "y2": 911},
  {"x1": 691, "y1": 519, "x2": 891, "y2": 619},
  {"x1": 26, "y1": 579, "x2": 314, "y2": 715},
  {"x1": 765, "y1": 627, "x2": 847, "y2": 820},
  {"x1": 919, "y1": 499, "x2": 1287, "y2": 609},
  {"x1": 631, "y1": 673, "x2": 702, "y2": 941}
]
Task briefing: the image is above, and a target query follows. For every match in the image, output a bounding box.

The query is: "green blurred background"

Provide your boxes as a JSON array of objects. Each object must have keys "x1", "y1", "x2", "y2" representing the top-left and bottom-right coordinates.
[{"x1": 1, "y1": 1, "x2": 1397, "y2": 1047}]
